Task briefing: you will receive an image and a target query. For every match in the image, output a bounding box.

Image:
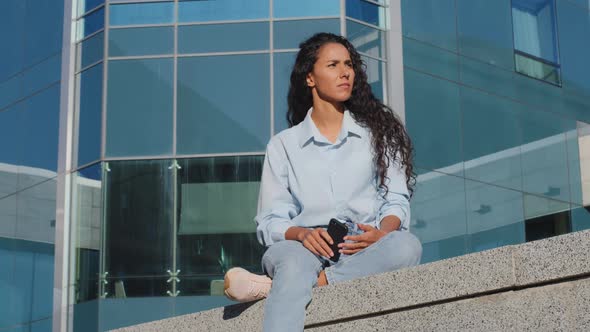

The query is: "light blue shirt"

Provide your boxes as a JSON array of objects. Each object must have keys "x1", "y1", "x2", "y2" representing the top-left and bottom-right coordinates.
[{"x1": 255, "y1": 108, "x2": 410, "y2": 247}]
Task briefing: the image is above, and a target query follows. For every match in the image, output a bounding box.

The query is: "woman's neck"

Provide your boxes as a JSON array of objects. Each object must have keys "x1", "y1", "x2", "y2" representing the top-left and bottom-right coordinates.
[{"x1": 311, "y1": 101, "x2": 344, "y2": 143}]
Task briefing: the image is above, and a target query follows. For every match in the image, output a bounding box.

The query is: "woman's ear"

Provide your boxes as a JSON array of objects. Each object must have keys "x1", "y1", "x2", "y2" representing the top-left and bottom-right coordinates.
[{"x1": 306, "y1": 73, "x2": 315, "y2": 87}]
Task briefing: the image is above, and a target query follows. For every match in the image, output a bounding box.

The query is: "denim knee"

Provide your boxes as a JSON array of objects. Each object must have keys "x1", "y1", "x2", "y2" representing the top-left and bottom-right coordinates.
[
  {"x1": 380, "y1": 231, "x2": 422, "y2": 267},
  {"x1": 262, "y1": 240, "x2": 322, "y2": 279}
]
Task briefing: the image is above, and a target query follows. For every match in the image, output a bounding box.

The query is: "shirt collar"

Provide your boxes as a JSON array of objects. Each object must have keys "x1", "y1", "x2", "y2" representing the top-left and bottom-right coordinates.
[{"x1": 297, "y1": 107, "x2": 364, "y2": 148}]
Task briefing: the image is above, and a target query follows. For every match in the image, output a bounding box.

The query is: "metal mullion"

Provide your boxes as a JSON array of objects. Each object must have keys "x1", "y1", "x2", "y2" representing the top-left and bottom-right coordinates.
[
  {"x1": 345, "y1": 16, "x2": 387, "y2": 31},
  {"x1": 110, "y1": 0, "x2": 170, "y2": 3},
  {"x1": 177, "y1": 50, "x2": 270, "y2": 57},
  {"x1": 358, "y1": 51, "x2": 387, "y2": 62},
  {"x1": 109, "y1": 23, "x2": 175, "y2": 29},
  {"x1": 76, "y1": 60, "x2": 104, "y2": 75},
  {"x1": 101, "y1": 151, "x2": 266, "y2": 162},
  {"x1": 76, "y1": 27, "x2": 105, "y2": 44},
  {"x1": 340, "y1": 0, "x2": 346, "y2": 36},
  {"x1": 274, "y1": 48, "x2": 299, "y2": 53},
  {"x1": 270, "y1": 0, "x2": 274, "y2": 136},
  {"x1": 101, "y1": 1, "x2": 109, "y2": 160},
  {"x1": 273, "y1": 15, "x2": 340, "y2": 22},
  {"x1": 178, "y1": 18, "x2": 269, "y2": 26},
  {"x1": 173, "y1": 0, "x2": 178, "y2": 156},
  {"x1": 170, "y1": 0, "x2": 179, "y2": 297},
  {"x1": 362, "y1": 0, "x2": 389, "y2": 7},
  {"x1": 108, "y1": 54, "x2": 174, "y2": 60},
  {"x1": 75, "y1": 3, "x2": 105, "y2": 20}
]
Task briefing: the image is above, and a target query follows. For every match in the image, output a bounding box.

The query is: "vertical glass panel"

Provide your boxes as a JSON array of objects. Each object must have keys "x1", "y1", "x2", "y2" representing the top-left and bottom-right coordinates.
[
  {"x1": 109, "y1": 2, "x2": 174, "y2": 26},
  {"x1": 404, "y1": 69, "x2": 463, "y2": 175},
  {"x1": 403, "y1": 38, "x2": 459, "y2": 82},
  {"x1": 178, "y1": 0, "x2": 268, "y2": 22},
  {"x1": 24, "y1": 0, "x2": 64, "y2": 67},
  {"x1": 178, "y1": 22, "x2": 269, "y2": 54},
  {"x1": 511, "y1": 63, "x2": 563, "y2": 110},
  {"x1": 514, "y1": 52, "x2": 561, "y2": 85},
  {"x1": 457, "y1": 0, "x2": 514, "y2": 70},
  {"x1": 22, "y1": 53, "x2": 61, "y2": 97},
  {"x1": 106, "y1": 58, "x2": 173, "y2": 157},
  {"x1": 0, "y1": 74, "x2": 22, "y2": 110},
  {"x1": 524, "y1": 196, "x2": 570, "y2": 242},
  {"x1": 274, "y1": 0, "x2": 340, "y2": 18},
  {"x1": 104, "y1": 160, "x2": 174, "y2": 277},
  {"x1": 273, "y1": 19, "x2": 340, "y2": 50},
  {"x1": 77, "y1": 0, "x2": 104, "y2": 17},
  {"x1": 0, "y1": 104, "x2": 22, "y2": 187},
  {"x1": 73, "y1": 300, "x2": 98, "y2": 332},
  {"x1": 347, "y1": 20, "x2": 385, "y2": 58},
  {"x1": 97, "y1": 298, "x2": 174, "y2": 331},
  {"x1": 76, "y1": 31, "x2": 104, "y2": 71},
  {"x1": 512, "y1": 0, "x2": 558, "y2": 63},
  {"x1": 15, "y1": 179, "x2": 57, "y2": 243},
  {"x1": 77, "y1": 7, "x2": 104, "y2": 41},
  {"x1": 0, "y1": 0, "x2": 25, "y2": 81},
  {"x1": 346, "y1": 0, "x2": 385, "y2": 27},
  {"x1": 361, "y1": 56, "x2": 385, "y2": 101},
  {"x1": 571, "y1": 206, "x2": 590, "y2": 232},
  {"x1": 19, "y1": 85, "x2": 60, "y2": 177},
  {"x1": 273, "y1": 52, "x2": 296, "y2": 134},
  {"x1": 76, "y1": 64, "x2": 103, "y2": 167},
  {"x1": 459, "y1": 55, "x2": 516, "y2": 100},
  {"x1": 461, "y1": 87, "x2": 523, "y2": 190},
  {"x1": 109, "y1": 27, "x2": 174, "y2": 57},
  {"x1": 401, "y1": 0, "x2": 457, "y2": 51},
  {"x1": 465, "y1": 180, "x2": 525, "y2": 253},
  {"x1": 177, "y1": 54, "x2": 270, "y2": 154},
  {"x1": 176, "y1": 156, "x2": 265, "y2": 295},
  {"x1": 520, "y1": 109, "x2": 572, "y2": 202},
  {"x1": 411, "y1": 169, "x2": 468, "y2": 264},
  {"x1": 569, "y1": 121, "x2": 590, "y2": 206},
  {"x1": 0, "y1": 195, "x2": 17, "y2": 239}
]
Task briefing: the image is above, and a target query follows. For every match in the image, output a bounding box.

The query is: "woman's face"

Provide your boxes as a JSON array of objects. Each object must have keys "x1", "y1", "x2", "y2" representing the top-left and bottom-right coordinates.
[{"x1": 306, "y1": 42, "x2": 355, "y2": 105}]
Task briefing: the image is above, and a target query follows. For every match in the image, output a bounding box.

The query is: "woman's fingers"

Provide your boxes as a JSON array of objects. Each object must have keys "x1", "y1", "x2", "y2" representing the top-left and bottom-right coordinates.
[
  {"x1": 312, "y1": 230, "x2": 334, "y2": 257},
  {"x1": 319, "y1": 229, "x2": 334, "y2": 245},
  {"x1": 339, "y1": 241, "x2": 368, "y2": 250},
  {"x1": 340, "y1": 248, "x2": 362, "y2": 255}
]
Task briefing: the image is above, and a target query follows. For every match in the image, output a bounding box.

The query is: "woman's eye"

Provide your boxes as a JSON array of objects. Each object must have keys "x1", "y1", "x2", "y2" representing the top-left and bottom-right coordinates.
[{"x1": 328, "y1": 63, "x2": 336, "y2": 67}]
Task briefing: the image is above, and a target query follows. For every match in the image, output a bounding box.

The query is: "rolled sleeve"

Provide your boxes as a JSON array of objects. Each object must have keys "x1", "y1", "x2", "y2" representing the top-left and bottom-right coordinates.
[
  {"x1": 376, "y1": 156, "x2": 411, "y2": 231},
  {"x1": 255, "y1": 138, "x2": 299, "y2": 246}
]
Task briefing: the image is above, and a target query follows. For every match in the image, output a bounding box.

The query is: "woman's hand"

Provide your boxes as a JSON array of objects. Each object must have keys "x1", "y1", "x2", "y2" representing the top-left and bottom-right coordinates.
[
  {"x1": 297, "y1": 228, "x2": 334, "y2": 258},
  {"x1": 338, "y1": 223, "x2": 388, "y2": 255}
]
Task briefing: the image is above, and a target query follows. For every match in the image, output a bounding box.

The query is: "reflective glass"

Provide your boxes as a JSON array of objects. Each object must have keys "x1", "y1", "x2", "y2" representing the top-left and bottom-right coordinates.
[
  {"x1": 0, "y1": 195, "x2": 17, "y2": 238},
  {"x1": 346, "y1": 0, "x2": 384, "y2": 27},
  {"x1": 178, "y1": 0, "x2": 268, "y2": 22},
  {"x1": 273, "y1": 19, "x2": 340, "y2": 50},
  {"x1": 273, "y1": 0, "x2": 340, "y2": 18},
  {"x1": 178, "y1": 22, "x2": 269, "y2": 54},
  {"x1": 461, "y1": 87, "x2": 523, "y2": 190},
  {"x1": 106, "y1": 58, "x2": 173, "y2": 157},
  {"x1": 523, "y1": 194, "x2": 569, "y2": 220},
  {"x1": 19, "y1": 85, "x2": 60, "y2": 176},
  {"x1": 177, "y1": 157, "x2": 265, "y2": 293},
  {"x1": 98, "y1": 297, "x2": 175, "y2": 331},
  {"x1": 77, "y1": 7, "x2": 104, "y2": 41},
  {"x1": 519, "y1": 109, "x2": 572, "y2": 202},
  {"x1": 524, "y1": 197, "x2": 570, "y2": 242},
  {"x1": 460, "y1": 55, "x2": 517, "y2": 100},
  {"x1": 0, "y1": 0, "x2": 25, "y2": 81},
  {"x1": 76, "y1": 64, "x2": 103, "y2": 167},
  {"x1": 77, "y1": 0, "x2": 103, "y2": 17},
  {"x1": 457, "y1": 0, "x2": 514, "y2": 70},
  {"x1": 77, "y1": 31, "x2": 104, "y2": 71},
  {"x1": 109, "y1": 2, "x2": 173, "y2": 26},
  {"x1": 22, "y1": 53, "x2": 61, "y2": 97},
  {"x1": 0, "y1": 75, "x2": 22, "y2": 110},
  {"x1": 361, "y1": 56, "x2": 385, "y2": 101},
  {"x1": 411, "y1": 169, "x2": 468, "y2": 264},
  {"x1": 104, "y1": 160, "x2": 174, "y2": 277},
  {"x1": 109, "y1": 27, "x2": 174, "y2": 57},
  {"x1": 568, "y1": 121, "x2": 590, "y2": 206},
  {"x1": 0, "y1": 104, "x2": 21, "y2": 175},
  {"x1": 514, "y1": 52, "x2": 561, "y2": 85},
  {"x1": 401, "y1": 0, "x2": 457, "y2": 51},
  {"x1": 347, "y1": 20, "x2": 385, "y2": 58},
  {"x1": 15, "y1": 179, "x2": 57, "y2": 243},
  {"x1": 512, "y1": 67, "x2": 563, "y2": 114},
  {"x1": 465, "y1": 180, "x2": 525, "y2": 253},
  {"x1": 572, "y1": 206, "x2": 590, "y2": 232},
  {"x1": 403, "y1": 38, "x2": 458, "y2": 82},
  {"x1": 177, "y1": 54, "x2": 270, "y2": 154},
  {"x1": 404, "y1": 69, "x2": 463, "y2": 175},
  {"x1": 24, "y1": 0, "x2": 64, "y2": 67},
  {"x1": 273, "y1": 52, "x2": 296, "y2": 134},
  {"x1": 512, "y1": 0, "x2": 558, "y2": 63}
]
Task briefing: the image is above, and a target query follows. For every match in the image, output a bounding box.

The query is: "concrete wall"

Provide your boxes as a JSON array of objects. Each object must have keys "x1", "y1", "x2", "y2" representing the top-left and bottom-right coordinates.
[{"x1": 113, "y1": 229, "x2": 590, "y2": 331}]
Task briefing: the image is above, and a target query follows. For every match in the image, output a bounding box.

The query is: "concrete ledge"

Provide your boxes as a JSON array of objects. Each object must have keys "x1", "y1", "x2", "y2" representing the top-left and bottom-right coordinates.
[{"x1": 113, "y1": 230, "x2": 590, "y2": 332}]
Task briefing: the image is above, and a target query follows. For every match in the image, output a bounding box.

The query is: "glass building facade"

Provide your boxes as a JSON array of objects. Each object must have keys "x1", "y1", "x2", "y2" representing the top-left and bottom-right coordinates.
[{"x1": 0, "y1": 0, "x2": 588, "y2": 331}]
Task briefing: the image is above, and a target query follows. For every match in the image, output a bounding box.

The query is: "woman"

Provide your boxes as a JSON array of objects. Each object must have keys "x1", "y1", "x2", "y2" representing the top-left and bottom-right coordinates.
[{"x1": 224, "y1": 33, "x2": 422, "y2": 331}]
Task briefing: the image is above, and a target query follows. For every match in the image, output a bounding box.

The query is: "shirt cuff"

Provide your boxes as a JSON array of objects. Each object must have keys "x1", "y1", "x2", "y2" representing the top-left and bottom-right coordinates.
[
  {"x1": 268, "y1": 221, "x2": 293, "y2": 244},
  {"x1": 378, "y1": 207, "x2": 408, "y2": 231}
]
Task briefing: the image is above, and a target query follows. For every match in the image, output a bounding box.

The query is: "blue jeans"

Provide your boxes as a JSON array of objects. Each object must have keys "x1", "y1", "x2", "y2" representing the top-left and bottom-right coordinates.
[{"x1": 260, "y1": 226, "x2": 422, "y2": 332}]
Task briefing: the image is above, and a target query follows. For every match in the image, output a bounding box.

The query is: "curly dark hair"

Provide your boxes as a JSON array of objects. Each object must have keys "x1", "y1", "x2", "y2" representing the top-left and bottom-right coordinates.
[{"x1": 287, "y1": 32, "x2": 416, "y2": 197}]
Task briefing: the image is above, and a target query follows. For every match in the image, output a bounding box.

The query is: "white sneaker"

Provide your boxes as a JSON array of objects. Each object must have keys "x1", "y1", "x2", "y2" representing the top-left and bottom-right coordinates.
[{"x1": 224, "y1": 267, "x2": 272, "y2": 302}]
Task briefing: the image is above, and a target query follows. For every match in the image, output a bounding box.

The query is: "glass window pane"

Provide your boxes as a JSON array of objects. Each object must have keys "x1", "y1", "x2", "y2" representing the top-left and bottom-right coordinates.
[
  {"x1": 361, "y1": 56, "x2": 384, "y2": 101},
  {"x1": 77, "y1": 7, "x2": 104, "y2": 41},
  {"x1": 465, "y1": 180, "x2": 525, "y2": 253},
  {"x1": 76, "y1": 64, "x2": 103, "y2": 167},
  {"x1": 0, "y1": 189, "x2": 17, "y2": 238},
  {"x1": 24, "y1": 0, "x2": 64, "y2": 67},
  {"x1": 109, "y1": 2, "x2": 174, "y2": 26},
  {"x1": 411, "y1": 169, "x2": 468, "y2": 264},
  {"x1": 77, "y1": 31, "x2": 104, "y2": 70},
  {"x1": 401, "y1": 0, "x2": 457, "y2": 51},
  {"x1": 346, "y1": 0, "x2": 385, "y2": 27},
  {"x1": 22, "y1": 54, "x2": 61, "y2": 97},
  {"x1": 0, "y1": 104, "x2": 22, "y2": 181},
  {"x1": 457, "y1": 0, "x2": 514, "y2": 70},
  {"x1": 514, "y1": 52, "x2": 561, "y2": 85},
  {"x1": 571, "y1": 206, "x2": 590, "y2": 232},
  {"x1": 273, "y1": 0, "x2": 340, "y2": 18},
  {"x1": 404, "y1": 69, "x2": 463, "y2": 175},
  {"x1": 558, "y1": 0, "x2": 590, "y2": 98},
  {"x1": 0, "y1": 74, "x2": 22, "y2": 110},
  {"x1": 0, "y1": 0, "x2": 25, "y2": 81},
  {"x1": 347, "y1": 20, "x2": 385, "y2": 58},
  {"x1": 512, "y1": 0, "x2": 558, "y2": 63},
  {"x1": 77, "y1": 0, "x2": 103, "y2": 17},
  {"x1": 273, "y1": 19, "x2": 340, "y2": 50},
  {"x1": 568, "y1": 121, "x2": 590, "y2": 207},
  {"x1": 109, "y1": 27, "x2": 173, "y2": 57},
  {"x1": 106, "y1": 58, "x2": 173, "y2": 157},
  {"x1": 15, "y1": 179, "x2": 57, "y2": 243},
  {"x1": 178, "y1": 0, "x2": 268, "y2": 23},
  {"x1": 104, "y1": 160, "x2": 174, "y2": 277},
  {"x1": 461, "y1": 87, "x2": 523, "y2": 190},
  {"x1": 178, "y1": 22, "x2": 269, "y2": 54},
  {"x1": 177, "y1": 156, "x2": 265, "y2": 290},
  {"x1": 177, "y1": 54, "x2": 270, "y2": 154},
  {"x1": 403, "y1": 37, "x2": 459, "y2": 82},
  {"x1": 273, "y1": 52, "x2": 296, "y2": 134}
]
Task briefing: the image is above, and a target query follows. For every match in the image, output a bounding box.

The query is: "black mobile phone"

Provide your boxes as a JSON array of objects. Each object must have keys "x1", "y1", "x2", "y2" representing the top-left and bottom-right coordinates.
[{"x1": 327, "y1": 218, "x2": 348, "y2": 262}]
